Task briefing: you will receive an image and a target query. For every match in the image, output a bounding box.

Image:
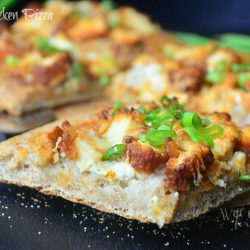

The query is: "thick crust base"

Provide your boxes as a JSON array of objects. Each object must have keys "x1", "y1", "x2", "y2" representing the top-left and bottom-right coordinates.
[{"x1": 0, "y1": 167, "x2": 249, "y2": 225}]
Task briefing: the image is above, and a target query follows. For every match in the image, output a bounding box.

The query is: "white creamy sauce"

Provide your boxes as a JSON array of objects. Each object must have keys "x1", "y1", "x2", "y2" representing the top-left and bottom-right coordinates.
[
  {"x1": 104, "y1": 116, "x2": 132, "y2": 145},
  {"x1": 126, "y1": 63, "x2": 166, "y2": 91},
  {"x1": 75, "y1": 139, "x2": 102, "y2": 172}
]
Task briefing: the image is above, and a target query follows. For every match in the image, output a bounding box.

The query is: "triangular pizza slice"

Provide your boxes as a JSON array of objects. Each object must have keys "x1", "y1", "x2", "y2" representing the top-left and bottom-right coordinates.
[{"x1": 0, "y1": 97, "x2": 249, "y2": 227}]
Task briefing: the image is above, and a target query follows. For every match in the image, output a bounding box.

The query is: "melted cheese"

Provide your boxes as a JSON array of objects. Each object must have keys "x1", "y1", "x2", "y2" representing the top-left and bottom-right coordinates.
[
  {"x1": 75, "y1": 138, "x2": 102, "y2": 172},
  {"x1": 104, "y1": 114, "x2": 133, "y2": 145},
  {"x1": 89, "y1": 161, "x2": 136, "y2": 182},
  {"x1": 49, "y1": 37, "x2": 75, "y2": 53},
  {"x1": 125, "y1": 63, "x2": 167, "y2": 99}
]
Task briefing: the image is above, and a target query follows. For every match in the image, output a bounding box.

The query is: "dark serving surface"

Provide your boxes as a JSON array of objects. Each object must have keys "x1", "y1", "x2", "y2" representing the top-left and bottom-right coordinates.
[{"x1": 0, "y1": 183, "x2": 249, "y2": 250}]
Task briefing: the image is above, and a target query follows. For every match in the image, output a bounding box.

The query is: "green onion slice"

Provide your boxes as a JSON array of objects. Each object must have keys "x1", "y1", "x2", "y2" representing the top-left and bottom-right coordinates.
[
  {"x1": 99, "y1": 74, "x2": 110, "y2": 86},
  {"x1": 164, "y1": 48, "x2": 176, "y2": 58},
  {"x1": 144, "y1": 111, "x2": 174, "y2": 129},
  {"x1": 103, "y1": 144, "x2": 126, "y2": 161},
  {"x1": 100, "y1": 0, "x2": 116, "y2": 11},
  {"x1": 36, "y1": 37, "x2": 62, "y2": 53},
  {"x1": 112, "y1": 101, "x2": 125, "y2": 110},
  {"x1": 184, "y1": 124, "x2": 224, "y2": 148},
  {"x1": 138, "y1": 106, "x2": 147, "y2": 114},
  {"x1": 201, "y1": 118, "x2": 211, "y2": 126},
  {"x1": 219, "y1": 34, "x2": 250, "y2": 48},
  {"x1": 175, "y1": 32, "x2": 211, "y2": 46},
  {"x1": 237, "y1": 73, "x2": 250, "y2": 89},
  {"x1": 232, "y1": 63, "x2": 250, "y2": 72},
  {"x1": 160, "y1": 96, "x2": 185, "y2": 119},
  {"x1": 239, "y1": 175, "x2": 250, "y2": 181},
  {"x1": 181, "y1": 112, "x2": 202, "y2": 129},
  {"x1": 102, "y1": 54, "x2": 115, "y2": 65},
  {"x1": 139, "y1": 128, "x2": 176, "y2": 147},
  {"x1": 108, "y1": 12, "x2": 120, "y2": 28},
  {"x1": 71, "y1": 61, "x2": 83, "y2": 78},
  {"x1": 6, "y1": 55, "x2": 20, "y2": 66},
  {"x1": 206, "y1": 60, "x2": 228, "y2": 84},
  {"x1": 218, "y1": 34, "x2": 250, "y2": 53}
]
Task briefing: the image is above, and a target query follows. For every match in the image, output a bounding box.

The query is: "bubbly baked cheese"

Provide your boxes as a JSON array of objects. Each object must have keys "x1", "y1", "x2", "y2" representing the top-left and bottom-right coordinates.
[{"x1": 19, "y1": 98, "x2": 249, "y2": 192}]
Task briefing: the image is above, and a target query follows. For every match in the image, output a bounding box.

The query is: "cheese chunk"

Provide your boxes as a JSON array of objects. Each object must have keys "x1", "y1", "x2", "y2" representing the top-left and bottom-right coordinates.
[
  {"x1": 75, "y1": 139, "x2": 102, "y2": 172},
  {"x1": 104, "y1": 114, "x2": 133, "y2": 145}
]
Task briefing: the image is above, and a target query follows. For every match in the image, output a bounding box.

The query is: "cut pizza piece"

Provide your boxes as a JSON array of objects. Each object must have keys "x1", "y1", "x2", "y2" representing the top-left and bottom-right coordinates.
[
  {"x1": 0, "y1": 97, "x2": 249, "y2": 227},
  {"x1": 0, "y1": 32, "x2": 100, "y2": 115},
  {"x1": 1, "y1": 0, "x2": 175, "y2": 117}
]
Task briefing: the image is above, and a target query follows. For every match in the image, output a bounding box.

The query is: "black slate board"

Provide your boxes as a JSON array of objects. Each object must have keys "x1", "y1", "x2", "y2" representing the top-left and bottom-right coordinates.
[{"x1": 0, "y1": 183, "x2": 250, "y2": 250}]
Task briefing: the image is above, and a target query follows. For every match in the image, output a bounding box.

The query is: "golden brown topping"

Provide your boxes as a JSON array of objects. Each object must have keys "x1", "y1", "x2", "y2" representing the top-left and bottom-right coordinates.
[
  {"x1": 165, "y1": 132, "x2": 214, "y2": 191},
  {"x1": 48, "y1": 126, "x2": 63, "y2": 148},
  {"x1": 97, "y1": 107, "x2": 113, "y2": 121},
  {"x1": 48, "y1": 121, "x2": 77, "y2": 160},
  {"x1": 125, "y1": 138, "x2": 167, "y2": 173},
  {"x1": 169, "y1": 66, "x2": 205, "y2": 92},
  {"x1": 165, "y1": 138, "x2": 180, "y2": 158},
  {"x1": 207, "y1": 112, "x2": 232, "y2": 123},
  {"x1": 110, "y1": 28, "x2": 141, "y2": 46},
  {"x1": 31, "y1": 53, "x2": 72, "y2": 86},
  {"x1": 58, "y1": 121, "x2": 78, "y2": 160},
  {"x1": 62, "y1": 17, "x2": 108, "y2": 42}
]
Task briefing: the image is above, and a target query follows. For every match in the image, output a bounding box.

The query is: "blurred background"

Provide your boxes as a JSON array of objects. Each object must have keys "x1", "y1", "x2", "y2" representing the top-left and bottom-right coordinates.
[{"x1": 11, "y1": 0, "x2": 250, "y2": 36}]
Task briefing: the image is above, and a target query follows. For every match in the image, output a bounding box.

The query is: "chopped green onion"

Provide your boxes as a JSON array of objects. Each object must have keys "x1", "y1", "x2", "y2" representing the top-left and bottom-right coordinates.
[
  {"x1": 157, "y1": 124, "x2": 171, "y2": 131},
  {"x1": 181, "y1": 112, "x2": 202, "y2": 129},
  {"x1": 219, "y1": 34, "x2": 250, "y2": 48},
  {"x1": 139, "y1": 96, "x2": 224, "y2": 150},
  {"x1": 102, "y1": 54, "x2": 115, "y2": 65},
  {"x1": 175, "y1": 32, "x2": 211, "y2": 46},
  {"x1": 138, "y1": 106, "x2": 147, "y2": 114},
  {"x1": 103, "y1": 144, "x2": 126, "y2": 161},
  {"x1": 232, "y1": 63, "x2": 250, "y2": 72},
  {"x1": 237, "y1": 73, "x2": 250, "y2": 89},
  {"x1": 6, "y1": 55, "x2": 20, "y2": 66},
  {"x1": 69, "y1": 10, "x2": 89, "y2": 20},
  {"x1": 99, "y1": 74, "x2": 110, "y2": 86},
  {"x1": 239, "y1": 175, "x2": 250, "y2": 181},
  {"x1": 36, "y1": 37, "x2": 62, "y2": 53},
  {"x1": 144, "y1": 110, "x2": 174, "y2": 129},
  {"x1": 218, "y1": 41, "x2": 250, "y2": 54},
  {"x1": 218, "y1": 34, "x2": 250, "y2": 53},
  {"x1": 108, "y1": 12, "x2": 120, "y2": 28},
  {"x1": 201, "y1": 118, "x2": 211, "y2": 126},
  {"x1": 71, "y1": 61, "x2": 83, "y2": 78},
  {"x1": 184, "y1": 124, "x2": 224, "y2": 148},
  {"x1": 164, "y1": 48, "x2": 176, "y2": 58},
  {"x1": 160, "y1": 96, "x2": 185, "y2": 119},
  {"x1": 112, "y1": 101, "x2": 125, "y2": 110},
  {"x1": 139, "y1": 128, "x2": 176, "y2": 147},
  {"x1": 206, "y1": 60, "x2": 228, "y2": 84},
  {"x1": 100, "y1": 0, "x2": 115, "y2": 11}
]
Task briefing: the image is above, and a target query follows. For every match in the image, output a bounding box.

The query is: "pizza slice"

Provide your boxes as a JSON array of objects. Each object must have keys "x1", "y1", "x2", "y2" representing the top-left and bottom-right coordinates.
[
  {"x1": 0, "y1": 31, "x2": 100, "y2": 115},
  {"x1": 1, "y1": 0, "x2": 172, "y2": 117},
  {"x1": 0, "y1": 97, "x2": 249, "y2": 227}
]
